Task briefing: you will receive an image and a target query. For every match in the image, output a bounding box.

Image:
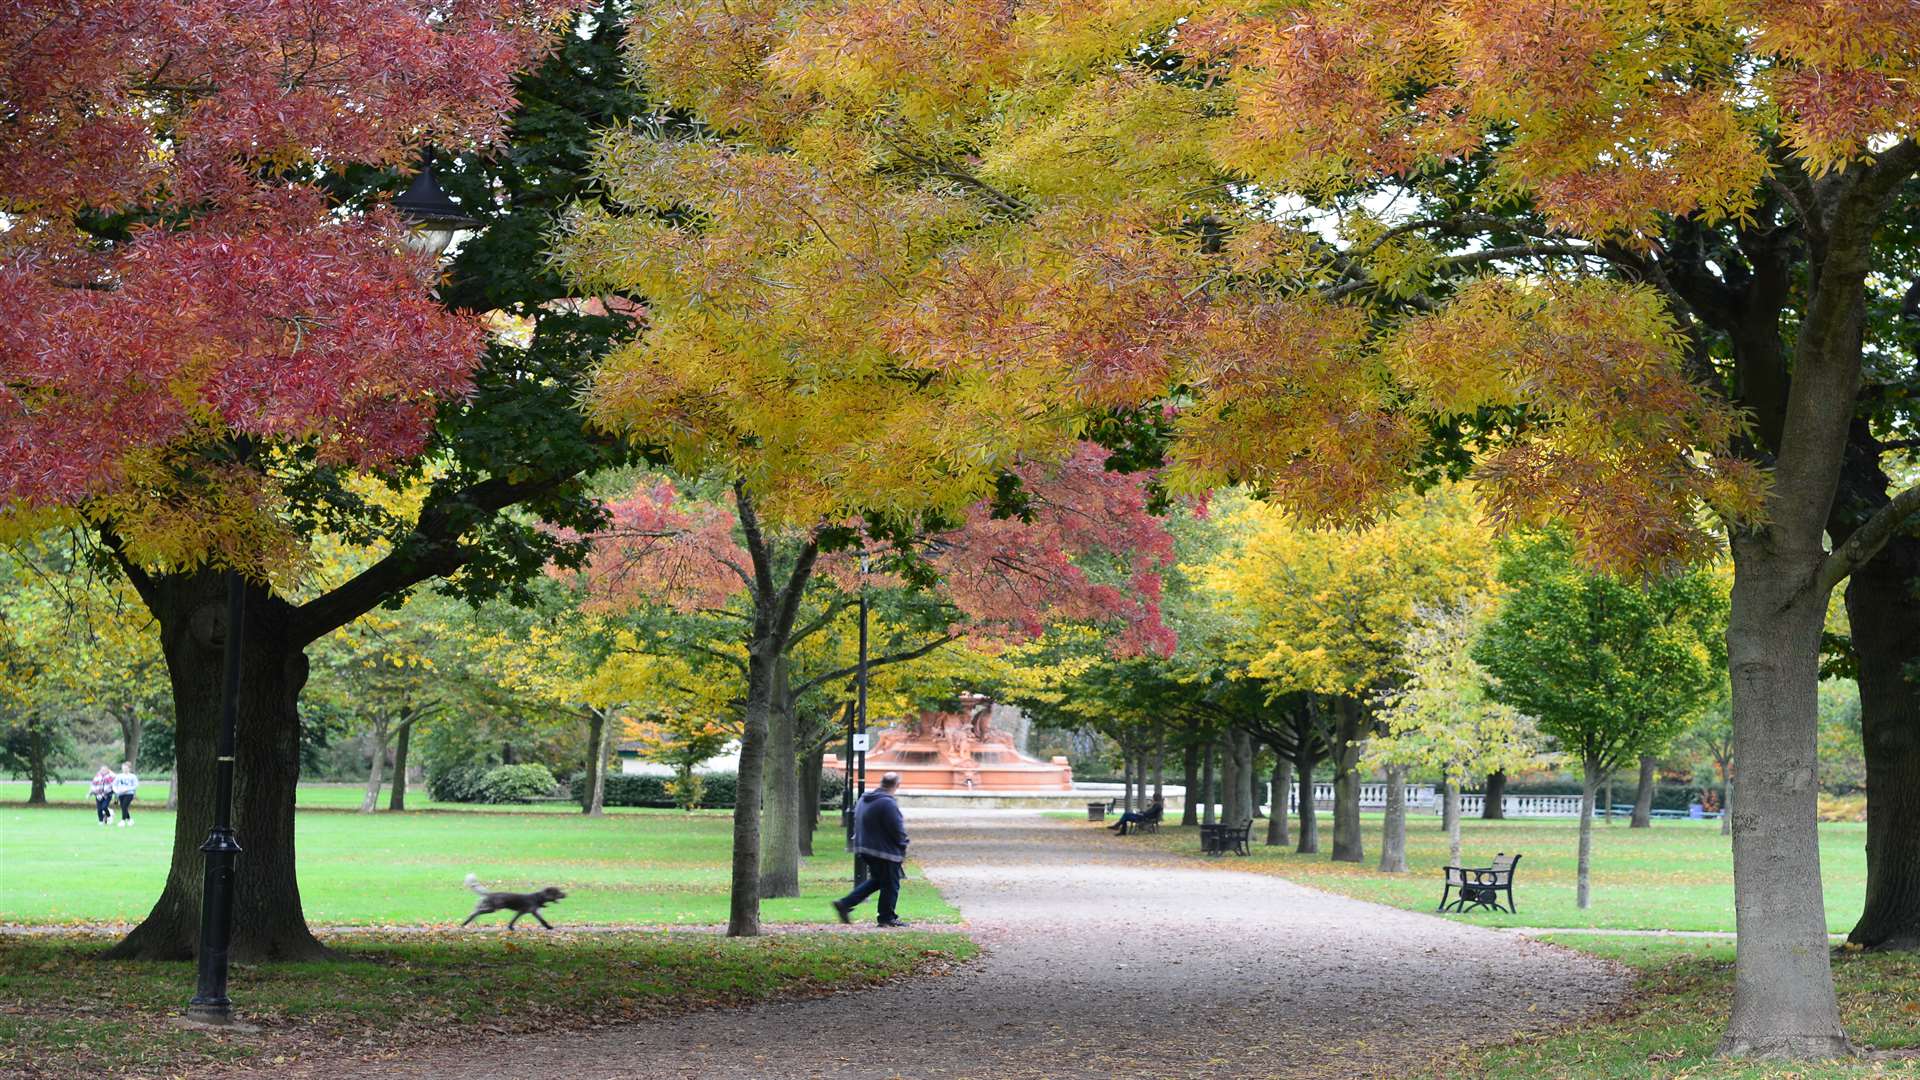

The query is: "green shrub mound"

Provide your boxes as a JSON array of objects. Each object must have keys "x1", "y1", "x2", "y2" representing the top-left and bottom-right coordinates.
[
  {"x1": 573, "y1": 771, "x2": 842, "y2": 810},
  {"x1": 429, "y1": 763, "x2": 560, "y2": 804}
]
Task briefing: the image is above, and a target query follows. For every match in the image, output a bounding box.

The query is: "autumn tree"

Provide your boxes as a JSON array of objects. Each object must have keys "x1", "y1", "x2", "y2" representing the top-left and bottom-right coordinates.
[
  {"x1": 1204, "y1": 485, "x2": 1497, "y2": 865},
  {"x1": 1370, "y1": 601, "x2": 1544, "y2": 869},
  {"x1": 1476, "y1": 532, "x2": 1726, "y2": 909},
  {"x1": 0, "y1": 2, "x2": 679, "y2": 960},
  {"x1": 569, "y1": 448, "x2": 1175, "y2": 925}
]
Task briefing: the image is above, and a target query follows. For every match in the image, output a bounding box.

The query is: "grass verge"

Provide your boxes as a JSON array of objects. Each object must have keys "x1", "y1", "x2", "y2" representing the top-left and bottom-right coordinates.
[
  {"x1": 1452, "y1": 937, "x2": 1920, "y2": 1079},
  {"x1": 0, "y1": 930, "x2": 977, "y2": 1079}
]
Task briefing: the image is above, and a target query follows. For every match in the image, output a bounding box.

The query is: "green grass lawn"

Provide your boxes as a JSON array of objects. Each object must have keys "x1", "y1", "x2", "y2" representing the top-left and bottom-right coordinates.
[
  {"x1": 1127, "y1": 812, "x2": 1865, "y2": 933},
  {"x1": 0, "y1": 931, "x2": 977, "y2": 1079},
  {"x1": 0, "y1": 799, "x2": 959, "y2": 927},
  {"x1": 1448, "y1": 937, "x2": 1920, "y2": 1079},
  {"x1": 3, "y1": 778, "x2": 660, "y2": 813}
]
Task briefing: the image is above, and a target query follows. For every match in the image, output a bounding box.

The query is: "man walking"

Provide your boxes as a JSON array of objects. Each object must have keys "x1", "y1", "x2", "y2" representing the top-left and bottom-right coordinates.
[{"x1": 833, "y1": 771, "x2": 910, "y2": 928}]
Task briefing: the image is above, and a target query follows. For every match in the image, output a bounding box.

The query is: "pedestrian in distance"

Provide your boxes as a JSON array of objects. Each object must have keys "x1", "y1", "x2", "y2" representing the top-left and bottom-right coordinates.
[
  {"x1": 111, "y1": 762, "x2": 139, "y2": 827},
  {"x1": 832, "y1": 771, "x2": 911, "y2": 928},
  {"x1": 90, "y1": 765, "x2": 117, "y2": 826},
  {"x1": 1109, "y1": 797, "x2": 1163, "y2": 836}
]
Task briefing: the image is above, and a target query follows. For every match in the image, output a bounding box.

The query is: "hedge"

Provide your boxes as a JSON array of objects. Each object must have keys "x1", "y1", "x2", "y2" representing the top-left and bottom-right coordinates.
[{"x1": 572, "y1": 771, "x2": 843, "y2": 810}]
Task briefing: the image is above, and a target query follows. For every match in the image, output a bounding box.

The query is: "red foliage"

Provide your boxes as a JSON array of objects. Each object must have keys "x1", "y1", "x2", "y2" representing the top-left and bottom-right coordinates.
[
  {"x1": 922, "y1": 444, "x2": 1177, "y2": 657},
  {"x1": 0, "y1": 0, "x2": 574, "y2": 513},
  {"x1": 576, "y1": 482, "x2": 751, "y2": 614},
  {"x1": 579, "y1": 445, "x2": 1178, "y2": 657}
]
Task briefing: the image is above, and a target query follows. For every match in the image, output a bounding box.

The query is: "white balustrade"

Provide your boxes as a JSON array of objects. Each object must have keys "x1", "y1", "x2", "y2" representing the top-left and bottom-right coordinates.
[
  {"x1": 1282, "y1": 788, "x2": 1587, "y2": 818},
  {"x1": 1283, "y1": 783, "x2": 1435, "y2": 811}
]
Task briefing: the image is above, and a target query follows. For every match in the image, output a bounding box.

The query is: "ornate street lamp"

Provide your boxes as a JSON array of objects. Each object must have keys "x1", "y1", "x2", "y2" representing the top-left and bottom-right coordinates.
[
  {"x1": 184, "y1": 153, "x2": 477, "y2": 1027},
  {"x1": 392, "y1": 152, "x2": 479, "y2": 257}
]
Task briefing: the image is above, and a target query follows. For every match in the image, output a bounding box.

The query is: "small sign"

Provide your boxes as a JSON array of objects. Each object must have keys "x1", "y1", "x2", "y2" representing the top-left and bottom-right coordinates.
[{"x1": 852, "y1": 733, "x2": 870, "y2": 752}]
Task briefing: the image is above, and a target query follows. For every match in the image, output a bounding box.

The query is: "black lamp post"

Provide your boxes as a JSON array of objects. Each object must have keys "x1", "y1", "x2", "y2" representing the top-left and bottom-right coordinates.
[
  {"x1": 184, "y1": 571, "x2": 245, "y2": 1025},
  {"x1": 183, "y1": 153, "x2": 476, "y2": 1027},
  {"x1": 848, "y1": 555, "x2": 870, "y2": 884}
]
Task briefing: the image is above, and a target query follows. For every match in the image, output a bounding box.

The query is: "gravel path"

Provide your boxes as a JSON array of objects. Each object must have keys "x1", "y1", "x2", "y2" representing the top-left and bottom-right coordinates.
[{"x1": 272, "y1": 813, "x2": 1626, "y2": 1080}]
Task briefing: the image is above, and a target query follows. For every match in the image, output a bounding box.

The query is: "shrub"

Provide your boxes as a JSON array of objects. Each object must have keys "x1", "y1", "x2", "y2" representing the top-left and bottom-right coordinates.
[
  {"x1": 428, "y1": 764, "x2": 490, "y2": 803},
  {"x1": 1817, "y1": 793, "x2": 1867, "y2": 823},
  {"x1": 572, "y1": 770, "x2": 839, "y2": 810},
  {"x1": 475, "y1": 763, "x2": 559, "y2": 804}
]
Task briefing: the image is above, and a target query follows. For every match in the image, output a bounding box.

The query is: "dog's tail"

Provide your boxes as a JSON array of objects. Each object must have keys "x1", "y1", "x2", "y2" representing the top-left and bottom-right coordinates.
[{"x1": 464, "y1": 873, "x2": 488, "y2": 895}]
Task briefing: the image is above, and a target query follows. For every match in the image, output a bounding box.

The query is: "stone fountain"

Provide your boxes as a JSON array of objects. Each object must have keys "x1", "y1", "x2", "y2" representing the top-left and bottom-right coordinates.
[{"x1": 838, "y1": 693, "x2": 1074, "y2": 792}]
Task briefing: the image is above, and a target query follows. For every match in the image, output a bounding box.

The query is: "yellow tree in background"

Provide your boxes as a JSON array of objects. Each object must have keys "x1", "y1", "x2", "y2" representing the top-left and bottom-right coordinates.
[
  {"x1": 1370, "y1": 600, "x2": 1548, "y2": 870},
  {"x1": 1203, "y1": 484, "x2": 1496, "y2": 866}
]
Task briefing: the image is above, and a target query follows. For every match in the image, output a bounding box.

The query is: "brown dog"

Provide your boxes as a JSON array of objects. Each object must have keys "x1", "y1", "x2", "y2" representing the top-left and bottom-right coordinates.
[{"x1": 461, "y1": 873, "x2": 566, "y2": 929}]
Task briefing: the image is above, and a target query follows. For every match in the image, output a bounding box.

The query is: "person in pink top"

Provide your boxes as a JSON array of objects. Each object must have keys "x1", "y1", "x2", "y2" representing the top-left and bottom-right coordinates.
[{"x1": 89, "y1": 765, "x2": 116, "y2": 825}]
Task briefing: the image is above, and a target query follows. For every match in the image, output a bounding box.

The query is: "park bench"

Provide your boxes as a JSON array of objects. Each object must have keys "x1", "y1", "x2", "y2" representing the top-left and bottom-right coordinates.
[
  {"x1": 1438, "y1": 852, "x2": 1521, "y2": 914},
  {"x1": 1117, "y1": 803, "x2": 1163, "y2": 836},
  {"x1": 1198, "y1": 821, "x2": 1251, "y2": 857}
]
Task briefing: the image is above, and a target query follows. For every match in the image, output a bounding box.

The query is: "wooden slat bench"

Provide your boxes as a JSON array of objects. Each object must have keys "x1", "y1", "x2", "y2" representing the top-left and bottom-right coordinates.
[{"x1": 1438, "y1": 852, "x2": 1521, "y2": 914}]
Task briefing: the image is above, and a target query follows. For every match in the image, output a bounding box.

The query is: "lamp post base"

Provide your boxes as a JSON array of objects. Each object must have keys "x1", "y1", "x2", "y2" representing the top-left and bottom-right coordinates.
[
  {"x1": 172, "y1": 1011, "x2": 256, "y2": 1034},
  {"x1": 183, "y1": 999, "x2": 233, "y2": 1025}
]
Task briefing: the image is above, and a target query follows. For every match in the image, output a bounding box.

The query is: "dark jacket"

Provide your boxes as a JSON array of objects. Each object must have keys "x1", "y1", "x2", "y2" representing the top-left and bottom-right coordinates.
[{"x1": 852, "y1": 788, "x2": 909, "y2": 862}]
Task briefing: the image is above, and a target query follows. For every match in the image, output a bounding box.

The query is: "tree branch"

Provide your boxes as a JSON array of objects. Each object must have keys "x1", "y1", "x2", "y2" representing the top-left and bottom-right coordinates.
[
  {"x1": 786, "y1": 595, "x2": 852, "y2": 649},
  {"x1": 291, "y1": 472, "x2": 568, "y2": 645},
  {"x1": 790, "y1": 632, "x2": 960, "y2": 701},
  {"x1": 93, "y1": 525, "x2": 161, "y2": 613},
  {"x1": 1816, "y1": 481, "x2": 1920, "y2": 596},
  {"x1": 733, "y1": 482, "x2": 776, "y2": 608},
  {"x1": 770, "y1": 538, "x2": 821, "y2": 646}
]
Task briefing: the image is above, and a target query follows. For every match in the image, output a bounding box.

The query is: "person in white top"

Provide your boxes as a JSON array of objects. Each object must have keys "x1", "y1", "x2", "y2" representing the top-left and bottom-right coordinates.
[{"x1": 111, "y1": 763, "x2": 139, "y2": 826}]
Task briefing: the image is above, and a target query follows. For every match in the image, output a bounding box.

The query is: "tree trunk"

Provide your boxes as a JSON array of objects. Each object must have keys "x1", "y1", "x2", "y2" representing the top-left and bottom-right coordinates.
[
  {"x1": 583, "y1": 707, "x2": 610, "y2": 817},
  {"x1": 1294, "y1": 744, "x2": 1319, "y2": 854},
  {"x1": 1441, "y1": 777, "x2": 1457, "y2": 834},
  {"x1": 1201, "y1": 742, "x2": 1216, "y2": 826},
  {"x1": 1152, "y1": 729, "x2": 1164, "y2": 805},
  {"x1": 1844, "y1": 530, "x2": 1920, "y2": 950},
  {"x1": 1330, "y1": 696, "x2": 1365, "y2": 864},
  {"x1": 1219, "y1": 736, "x2": 1240, "y2": 826},
  {"x1": 730, "y1": 648, "x2": 776, "y2": 937},
  {"x1": 117, "y1": 707, "x2": 143, "y2": 773},
  {"x1": 1721, "y1": 771, "x2": 1733, "y2": 837},
  {"x1": 359, "y1": 716, "x2": 388, "y2": 813},
  {"x1": 1242, "y1": 730, "x2": 1263, "y2": 819},
  {"x1": 1122, "y1": 749, "x2": 1135, "y2": 814},
  {"x1": 1578, "y1": 761, "x2": 1597, "y2": 910},
  {"x1": 388, "y1": 722, "x2": 411, "y2": 812},
  {"x1": 1603, "y1": 777, "x2": 1614, "y2": 823},
  {"x1": 759, "y1": 655, "x2": 802, "y2": 899},
  {"x1": 107, "y1": 571, "x2": 326, "y2": 962},
  {"x1": 1446, "y1": 780, "x2": 1462, "y2": 868},
  {"x1": 1481, "y1": 769, "x2": 1507, "y2": 819},
  {"x1": 1267, "y1": 753, "x2": 1290, "y2": 847},
  {"x1": 1721, "y1": 531, "x2": 1848, "y2": 1056},
  {"x1": 1631, "y1": 754, "x2": 1656, "y2": 829},
  {"x1": 799, "y1": 743, "x2": 824, "y2": 858},
  {"x1": 1378, "y1": 764, "x2": 1408, "y2": 873},
  {"x1": 1181, "y1": 743, "x2": 1199, "y2": 826},
  {"x1": 25, "y1": 724, "x2": 48, "y2": 804}
]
